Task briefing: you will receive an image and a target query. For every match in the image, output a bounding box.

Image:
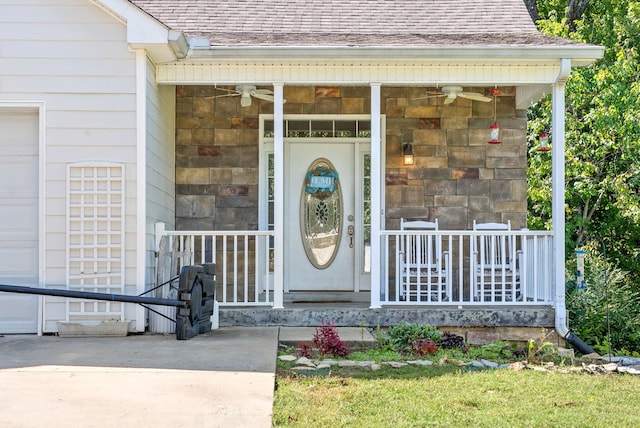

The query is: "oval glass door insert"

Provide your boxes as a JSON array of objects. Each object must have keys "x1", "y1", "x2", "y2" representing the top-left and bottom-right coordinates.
[{"x1": 300, "y1": 158, "x2": 342, "y2": 269}]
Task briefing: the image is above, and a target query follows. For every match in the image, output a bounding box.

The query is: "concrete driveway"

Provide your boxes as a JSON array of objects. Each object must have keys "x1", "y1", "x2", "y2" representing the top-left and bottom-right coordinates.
[{"x1": 0, "y1": 327, "x2": 278, "y2": 428}]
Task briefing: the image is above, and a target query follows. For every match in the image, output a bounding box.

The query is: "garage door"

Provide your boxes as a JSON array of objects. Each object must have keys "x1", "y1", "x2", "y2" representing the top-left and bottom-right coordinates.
[{"x1": 0, "y1": 110, "x2": 39, "y2": 334}]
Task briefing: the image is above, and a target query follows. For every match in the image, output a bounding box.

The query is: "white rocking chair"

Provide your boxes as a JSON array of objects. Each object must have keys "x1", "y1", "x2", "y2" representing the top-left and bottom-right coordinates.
[
  {"x1": 472, "y1": 220, "x2": 522, "y2": 302},
  {"x1": 397, "y1": 218, "x2": 451, "y2": 302}
]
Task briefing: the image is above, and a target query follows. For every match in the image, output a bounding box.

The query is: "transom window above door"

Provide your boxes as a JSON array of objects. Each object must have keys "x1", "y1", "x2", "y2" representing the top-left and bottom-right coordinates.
[{"x1": 263, "y1": 118, "x2": 371, "y2": 138}]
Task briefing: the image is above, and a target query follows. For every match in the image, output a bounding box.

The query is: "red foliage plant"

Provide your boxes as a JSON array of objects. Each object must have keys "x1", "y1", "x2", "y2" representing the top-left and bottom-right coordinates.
[
  {"x1": 313, "y1": 321, "x2": 350, "y2": 357},
  {"x1": 410, "y1": 336, "x2": 439, "y2": 357}
]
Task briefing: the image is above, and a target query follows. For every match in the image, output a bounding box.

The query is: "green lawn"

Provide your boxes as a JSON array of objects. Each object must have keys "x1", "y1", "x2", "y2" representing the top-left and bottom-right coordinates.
[{"x1": 273, "y1": 368, "x2": 640, "y2": 427}]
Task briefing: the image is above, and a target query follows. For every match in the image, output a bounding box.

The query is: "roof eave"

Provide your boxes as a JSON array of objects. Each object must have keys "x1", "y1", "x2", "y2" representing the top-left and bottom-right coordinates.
[{"x1": 187, "y1": 45, "x2": 604, "y2": 66}]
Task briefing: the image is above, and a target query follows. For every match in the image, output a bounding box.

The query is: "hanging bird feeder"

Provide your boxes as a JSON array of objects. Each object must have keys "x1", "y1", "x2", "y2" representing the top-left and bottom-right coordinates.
[
  {"x1": 537, "y1": 132, "x2": 550, "y2": 152},
  {"x1": 488, "y1": 88, "x2": 501, "y2": 144}
]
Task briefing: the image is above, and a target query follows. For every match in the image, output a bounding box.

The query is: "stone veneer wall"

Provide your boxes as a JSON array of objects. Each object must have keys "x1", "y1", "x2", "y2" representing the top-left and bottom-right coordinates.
[{"x1": 174, "y1": 85, "x2": 527, "y2": 231}]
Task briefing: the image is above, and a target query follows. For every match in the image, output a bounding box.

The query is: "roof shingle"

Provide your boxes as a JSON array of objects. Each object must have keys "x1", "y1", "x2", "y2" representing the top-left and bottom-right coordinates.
[{"x1": 129, "y1": 0, "x2": 579, "y2": 48}]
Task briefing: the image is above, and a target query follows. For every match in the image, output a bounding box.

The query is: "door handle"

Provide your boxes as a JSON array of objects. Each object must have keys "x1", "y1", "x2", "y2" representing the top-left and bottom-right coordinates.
[{"x1": 347, "y1": 225, "x2": 354, "y2": 248}]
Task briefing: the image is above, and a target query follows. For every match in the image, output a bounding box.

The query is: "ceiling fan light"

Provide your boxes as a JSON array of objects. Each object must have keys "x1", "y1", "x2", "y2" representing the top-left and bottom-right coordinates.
[{"x1": 240, "y1": 93, "x2": 252, "y2": 107}]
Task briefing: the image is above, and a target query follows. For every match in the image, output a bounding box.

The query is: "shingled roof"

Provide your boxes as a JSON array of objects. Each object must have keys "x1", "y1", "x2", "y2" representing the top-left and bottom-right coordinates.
[{"x1": 129, "y1": 0, "x2": 583, "y2": 48}]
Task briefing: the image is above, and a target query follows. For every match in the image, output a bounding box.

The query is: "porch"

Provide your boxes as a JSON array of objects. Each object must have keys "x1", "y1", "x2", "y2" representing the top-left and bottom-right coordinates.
[{"x1": 154, "y1": 223, "x2": 555, "y2": 328}]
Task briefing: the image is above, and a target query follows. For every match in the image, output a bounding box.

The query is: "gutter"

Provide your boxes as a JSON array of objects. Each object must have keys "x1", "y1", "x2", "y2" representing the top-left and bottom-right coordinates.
[{"x1": 552, "y1": 59, "x2": 595, "y2": 355}]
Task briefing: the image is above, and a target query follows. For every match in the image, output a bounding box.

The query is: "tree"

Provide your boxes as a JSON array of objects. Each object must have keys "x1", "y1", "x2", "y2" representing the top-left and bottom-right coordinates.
[{"x1": 528, "y1": 0, "x2": 640, "y2": 280}]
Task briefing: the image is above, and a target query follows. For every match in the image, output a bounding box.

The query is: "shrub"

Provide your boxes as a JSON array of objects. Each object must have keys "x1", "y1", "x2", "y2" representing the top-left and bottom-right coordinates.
[
  {"x1": 567, "y1": 252, "x2": 640, "y2": 355},
  {"x1": 313, "y1": 321, "x2": 349, "y2": 357},
  {"x1": 379, "y1": 322, "x2": 443, "y2": 355}
]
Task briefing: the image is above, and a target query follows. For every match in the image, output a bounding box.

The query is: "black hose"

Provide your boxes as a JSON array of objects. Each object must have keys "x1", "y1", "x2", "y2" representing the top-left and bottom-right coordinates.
[
  {"x1": 564, "y1": 332, "x2": 595, "y2": 355},
  {"x1": 0, "y1": 284, "x2": 187, "y2": 308}
]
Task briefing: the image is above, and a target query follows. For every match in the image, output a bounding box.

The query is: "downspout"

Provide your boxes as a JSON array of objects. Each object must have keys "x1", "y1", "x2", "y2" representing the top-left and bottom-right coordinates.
[{"x1": 552, "y1": 59, "x2": 595, "y2": 355}]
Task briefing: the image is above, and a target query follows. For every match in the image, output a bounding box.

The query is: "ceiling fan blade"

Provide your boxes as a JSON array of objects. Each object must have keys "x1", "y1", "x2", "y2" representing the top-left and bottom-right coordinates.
[
  {"x1": 252, "y1": 89, "x2": 274, "y2": 95},
  {"x1": 206, "y1": 93, "x2": 240, "y2": 99},
  {"x1": 251, "y1": 93, "x2": 275, "y2": 102},
  {"x1": 444, "y1": 97, "x2": 455, "y2": 105},
  {"x1": 412, "y1": 94, "x2": 445, "y2": 101},
  {"x1": 458, "y1": 92, "x2": 492, "y2": 102}
]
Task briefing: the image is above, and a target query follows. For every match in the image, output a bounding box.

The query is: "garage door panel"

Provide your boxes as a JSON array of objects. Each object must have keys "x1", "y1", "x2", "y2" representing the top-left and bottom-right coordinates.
[
  {"x1": 0, "y1": 246, "x2": 38, "y2": 277},
  {"x1": 0, "y1": 109, "x2": 38, "y2": 334},
  {"x1": 0, "y1": 112, "x2": 39, "y2": 156}
]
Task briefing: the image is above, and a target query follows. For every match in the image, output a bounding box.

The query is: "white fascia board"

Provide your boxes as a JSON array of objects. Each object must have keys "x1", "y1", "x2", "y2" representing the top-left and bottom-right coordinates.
[
  {"x1": 189, "y1": 45, "x2": 604, "y2": 65},
  {"x1": 91, "y1": 0, "x2": 187, "y2": 62}
]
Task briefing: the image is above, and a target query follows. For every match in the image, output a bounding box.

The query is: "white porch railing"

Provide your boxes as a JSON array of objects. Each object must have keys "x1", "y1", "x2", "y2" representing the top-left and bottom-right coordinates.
[
  {"x1": 154, "y1": 223, "x2": 554, "y2": 307},
  {"x1": 381, "y1": 230, "x2": 554, "y2": 305},
  {"x1": 155, "y1": 223, "x2": 274, "y2": 306}
]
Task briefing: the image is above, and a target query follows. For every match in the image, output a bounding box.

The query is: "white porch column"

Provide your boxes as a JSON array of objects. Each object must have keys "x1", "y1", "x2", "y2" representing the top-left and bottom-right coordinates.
[
  {"x1": 552, "y1": 59, "x2": 571, "y2": 336},
  {"x1": 370, "y1": 83, "x2": 382, "y2": 308},
  {"x1": 273, "y1": 83, "x2": 284, "y2": 308}
]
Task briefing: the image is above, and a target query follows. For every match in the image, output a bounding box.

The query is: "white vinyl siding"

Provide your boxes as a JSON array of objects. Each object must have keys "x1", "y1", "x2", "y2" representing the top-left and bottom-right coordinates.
[
  {"x1": 0, "y1": 0, "x2": 139, "y2": 332},
  {"x1": 145, "y1": 53, "x2": 176, "y2": 299}
]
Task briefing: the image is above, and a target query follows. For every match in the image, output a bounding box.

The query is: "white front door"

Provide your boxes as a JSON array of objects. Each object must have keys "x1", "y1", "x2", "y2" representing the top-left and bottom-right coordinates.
[
  {"x1": 286, "y1": 143, "x2": 356, "y2": 291},
  {"x1": 0, "y1": 110, "x2": 39, "y2": 334}
]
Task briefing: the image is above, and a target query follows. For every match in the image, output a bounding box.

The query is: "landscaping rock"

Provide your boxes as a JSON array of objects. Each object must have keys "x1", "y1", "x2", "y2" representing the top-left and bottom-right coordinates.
[{"x1": 278, "y1": 355, "x2": 297, "y2": 362}]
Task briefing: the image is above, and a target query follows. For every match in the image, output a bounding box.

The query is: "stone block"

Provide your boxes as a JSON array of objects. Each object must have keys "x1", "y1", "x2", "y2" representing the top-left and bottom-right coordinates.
[
  {"x1": 214, "y1": 96, "x2": 238, "y2": 118},
  {"x1": 386, "y1": 173, "x2": 408, "y2": 186},
  {"x1": 176, "y1": 97, "x2": 192, "y2": 116},
  {"x1": 415, "y1": 157, "x2": 447, "y2": 168},
  {"x1": 422, "y1": 179, "x2": 456, "y2": 196},
  {"x1": 342, "y1": 98, "x2": 365, "y2": 114},
  {"x1": 468, "y1": 196, "x2": 491, "y2": 212},
  {"x1": 405, "y1": 106, "x2": 438, "y2": 118},
  {"x1": 214, "y1": 129, "x2": 238, "y2": 145},
  {"x1": 487, "y1": 156, "x2": 526, "y2": 169},
  {"x1": 385, "y1": 105, "x2": 405, "y2": 118},
  {"x1": 494, "y1": 201, "x2": 527, "y2": 213},
  {"x1": 209, "y1": 168, "x2": 233, "y2": 184},
  {"x1": 316, "y1": 86, "x2": 340, "y2": 97},
  {"x1": 177, "y1": 117, "x2": 199, "y2": 129},
  {"x1": 418, "y1": 118, "x2": 441, "y2": 129},
  {"x1": 431, "y1": 207, "x2": 467, "y2": 228},
  {"x1": 385, "y1": 186, "x2": 403, "y2": 205},
  {"x1": 490, "y1": 180, "x2": 513, "y2": 200},
  {"x1": 457, "y1": 179, "x2": 491, "y2": 196},
  {"x1": 451, "y1": 168, "x2": 479, "y2": 180},
  {"x1": 342, "y1": 86, "x2": 371, "y2": 98},
  {"x1": 448, "y1": 147, "x2": 485, "y2": 168},
  {"x1": 193, "y1": 97, "x2": 214, "y2": 117},
  {"x1": 316, "y1": 97, "x2": 342, "y2": 114},
  {"x1": 441, "y1": 106, "x2": 471, "y2": 118},
  {"x1": 284, "y1": 86, "x2": 316, "y2": 103},
  {"x1": 176, "y1": 168, "x2": 210, "y2": 185},
  {"x1": 176, "y1": 217, "x2": 215, "y2": 230},
  {"x1": 197, "y1": 146, "x2": 220, "y2": 157},
  {"x1": 192, "y1": 195, "x2": 216, "y2": 218},
  {"x1": 231, "y1": 117, "x2": 259, "y2": 129},
  {"x1": 434, "y1": 195, "x2": 468, "y2": 207},
  {"x1": 231, "y1": 167, "x2": 259, "y2": 185},
  {"x1": 494, "y1": 168, "x2": 526, "y2": 179},
  {"x1": 468, "y1": 128, "x2": 491, "y2": 146},
  {"x1": 414, "y1": 129, "x2": 445, "y2": 146},
  {"x1": 176, "y1": 129, "x2": 193, "y2": 145},
  {"x1": 441, "y1": 117, "x2": 469, "y2": 130},
  {"x1": 467, "y1": 331, "x2": 500, "y2": 345},
  {"x1": 403, "y1": 186, "x2": 425, "y2": 207},
  {"x1": 219, "y1": 185, "x2": 249, "y2": 197},
  {"x1": 447, "y1": 129, "x2": 469, "y2": 146},
  {"x1": 194, "y1": 128, "x2": 215, "y2": 145},
  {"x1": 200, "y1": 117, "x2": 231, "y2": 129}
]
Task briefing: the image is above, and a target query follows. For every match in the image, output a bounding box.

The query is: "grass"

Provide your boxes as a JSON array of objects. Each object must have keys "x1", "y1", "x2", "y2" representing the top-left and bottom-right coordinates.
[{"x1": 273, "y1": 368, "x2": 640, "y2": 427}]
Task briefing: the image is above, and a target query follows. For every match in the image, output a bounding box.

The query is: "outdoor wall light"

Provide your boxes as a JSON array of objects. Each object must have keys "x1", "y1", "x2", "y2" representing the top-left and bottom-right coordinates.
[
  {"x1": 537, "y1": 132, "x2": 550, "y2": 152},
  {"x1": 402, "y1": 142, "x2": 414, "y2": 165}
]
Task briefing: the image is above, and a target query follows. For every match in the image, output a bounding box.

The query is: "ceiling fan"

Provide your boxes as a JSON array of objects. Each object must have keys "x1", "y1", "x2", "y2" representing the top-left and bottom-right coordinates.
[
  {"x1": 210, "y1": 85, "x2": 284, "y2": 107},
  {"x1": 413, "y1": 85, "x2": 492, "y2": 104}
]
